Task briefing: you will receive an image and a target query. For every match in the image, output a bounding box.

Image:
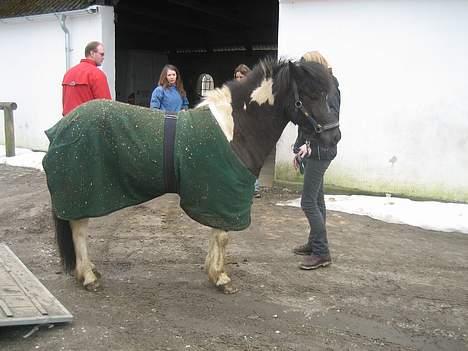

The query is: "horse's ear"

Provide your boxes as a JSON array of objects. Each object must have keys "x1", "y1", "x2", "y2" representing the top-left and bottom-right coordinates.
[{"x1": 288, "y1": 60, "x2": 301, "y2": 82}]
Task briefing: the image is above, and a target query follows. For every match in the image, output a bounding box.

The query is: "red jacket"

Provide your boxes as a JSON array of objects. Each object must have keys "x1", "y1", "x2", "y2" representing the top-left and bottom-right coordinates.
[{"x1": 62, "y1": 59, "x2": 111, "y2": 116}]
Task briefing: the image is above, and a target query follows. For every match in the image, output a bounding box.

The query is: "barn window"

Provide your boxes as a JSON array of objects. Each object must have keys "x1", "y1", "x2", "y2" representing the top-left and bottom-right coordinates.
[{"x1": 197, "y1": 73, "x2": 215, "y2": 97}]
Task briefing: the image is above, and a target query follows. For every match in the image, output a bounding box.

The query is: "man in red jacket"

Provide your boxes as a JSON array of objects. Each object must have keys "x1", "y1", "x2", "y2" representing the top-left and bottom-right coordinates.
[{"x1": 62, "y1": 41, "x2": 111, "y2": 116}]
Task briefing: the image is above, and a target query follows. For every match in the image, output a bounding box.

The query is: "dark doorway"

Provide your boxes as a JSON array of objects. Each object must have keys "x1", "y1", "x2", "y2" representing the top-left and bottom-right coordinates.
[
  {"x1": 114, "y1": 0, "x2": 278, "y2": 107},
  {"x1": 113, "y1": 0, "x2": 278, "y2": 187}
]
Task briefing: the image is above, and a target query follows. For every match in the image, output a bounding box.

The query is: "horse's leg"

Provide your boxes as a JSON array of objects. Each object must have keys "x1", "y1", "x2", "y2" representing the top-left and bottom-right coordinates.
[
  {"x1": 205, "y1": 229, "x2": 238, "y2": 294},
  {"x1": 70, "y1": 219, "x2": 100, "y2": 291}
]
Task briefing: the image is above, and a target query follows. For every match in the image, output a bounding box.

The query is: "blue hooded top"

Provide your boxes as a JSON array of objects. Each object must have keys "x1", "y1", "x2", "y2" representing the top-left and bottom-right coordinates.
[{"x1": 150, "y1": 85, "x2": 189, "y2": 112}]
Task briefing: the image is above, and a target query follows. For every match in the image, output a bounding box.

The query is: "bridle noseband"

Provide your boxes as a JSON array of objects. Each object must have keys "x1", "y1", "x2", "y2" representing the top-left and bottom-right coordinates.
[{"x1": 291, "y1": 80, "x2": 340, "y2": 134}]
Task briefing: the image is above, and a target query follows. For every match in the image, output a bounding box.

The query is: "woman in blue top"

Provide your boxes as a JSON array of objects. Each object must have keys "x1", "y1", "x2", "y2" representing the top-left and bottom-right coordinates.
[{"x1": 150, "y1": 64, "x2": 189, "y2": 112}]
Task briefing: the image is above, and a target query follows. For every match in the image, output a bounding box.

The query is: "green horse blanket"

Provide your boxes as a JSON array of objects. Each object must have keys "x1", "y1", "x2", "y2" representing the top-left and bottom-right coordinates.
[{"x1": 43, "y1": 100, "x2": 256, "y2": 231}]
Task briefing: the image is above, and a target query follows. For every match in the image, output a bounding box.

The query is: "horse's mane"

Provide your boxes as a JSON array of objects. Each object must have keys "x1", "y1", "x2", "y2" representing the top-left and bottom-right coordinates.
[
  {"x1": 200, "y1": 56, "x2": 331, "y2": 109},
  {"x1": 265, "y1": 57, "x2": 331, "y2": 102}
]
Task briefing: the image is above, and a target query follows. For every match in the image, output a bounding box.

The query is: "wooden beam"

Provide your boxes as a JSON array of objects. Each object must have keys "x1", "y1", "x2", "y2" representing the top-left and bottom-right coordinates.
[
  {"x1": 0, "y1": 102, "x2": 17, "y2": 157},
  {"x1": 116, "y1": 5, "x2": 227, "y2": 33},
  {"x1": 168, "y1": 0, "x2": 252, "y2": 28}
]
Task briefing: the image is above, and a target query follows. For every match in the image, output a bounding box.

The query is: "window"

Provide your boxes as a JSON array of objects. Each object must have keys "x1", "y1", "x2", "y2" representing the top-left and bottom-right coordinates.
[{"x1": 197, "y1": 73, "x2": 215, "y2": 97}]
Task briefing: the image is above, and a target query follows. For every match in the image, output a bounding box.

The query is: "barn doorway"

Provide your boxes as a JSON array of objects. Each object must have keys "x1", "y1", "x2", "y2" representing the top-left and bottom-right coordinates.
[{"x1": 113, "y1": 0, "x2": 279, "y2": 187}]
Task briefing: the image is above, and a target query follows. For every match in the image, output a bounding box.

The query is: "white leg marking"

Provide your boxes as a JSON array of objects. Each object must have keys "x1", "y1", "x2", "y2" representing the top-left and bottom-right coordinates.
[
  {"x1": 250, "y1": 78, "x2": 274, "y2": 106},
  {"x1": 205, "y1": 229, "x2": 231, "y2": 286},
  {"x1": 70, "y1": 219, "x2": 99, "y2": 289}
]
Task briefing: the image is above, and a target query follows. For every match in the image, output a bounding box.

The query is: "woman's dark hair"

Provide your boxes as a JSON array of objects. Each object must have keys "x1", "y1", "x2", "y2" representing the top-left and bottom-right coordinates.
[{"x1": 158, "y1": 64, "x2": 187, "y2": 97}]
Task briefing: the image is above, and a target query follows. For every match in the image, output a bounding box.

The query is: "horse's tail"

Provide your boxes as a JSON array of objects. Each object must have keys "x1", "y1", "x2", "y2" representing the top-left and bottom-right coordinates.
[{"x1": 52, "y1": 211, "x2": 76, "y2": 273}]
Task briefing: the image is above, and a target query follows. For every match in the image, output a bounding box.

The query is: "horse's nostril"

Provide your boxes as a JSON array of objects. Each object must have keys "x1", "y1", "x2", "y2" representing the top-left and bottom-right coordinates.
[{"x1": 330, "y1": 132, "x2": 341, "y2": 145}]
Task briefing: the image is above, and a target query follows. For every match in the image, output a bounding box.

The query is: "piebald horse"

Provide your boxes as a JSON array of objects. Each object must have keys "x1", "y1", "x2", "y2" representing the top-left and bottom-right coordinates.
[{"x1": 43, "y1": 58, "x2": 341, "y2": 294}]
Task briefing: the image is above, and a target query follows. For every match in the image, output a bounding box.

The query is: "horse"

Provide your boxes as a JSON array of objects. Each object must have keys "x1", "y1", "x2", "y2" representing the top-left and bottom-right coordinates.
[{"x1": 42, "y1": 58, "x2": 341, "y2": 294}]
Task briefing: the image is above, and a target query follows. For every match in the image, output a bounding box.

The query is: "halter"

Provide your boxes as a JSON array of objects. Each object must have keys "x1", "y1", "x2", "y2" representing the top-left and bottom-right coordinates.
[{"x1": 291, "y1": 80, "x2": 340, "y2": 134}]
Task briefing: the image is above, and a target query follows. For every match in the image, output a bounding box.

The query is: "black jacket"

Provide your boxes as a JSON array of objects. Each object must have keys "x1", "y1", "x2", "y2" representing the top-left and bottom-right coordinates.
[{"x1": 293, "y1": 74, "x2": 341, "y2": 161}]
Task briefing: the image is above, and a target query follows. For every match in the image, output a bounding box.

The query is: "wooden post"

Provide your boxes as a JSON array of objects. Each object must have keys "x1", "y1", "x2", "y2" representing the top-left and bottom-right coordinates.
[{"x1": 0, "y1": 102, "x2": 17, "y2": 157}]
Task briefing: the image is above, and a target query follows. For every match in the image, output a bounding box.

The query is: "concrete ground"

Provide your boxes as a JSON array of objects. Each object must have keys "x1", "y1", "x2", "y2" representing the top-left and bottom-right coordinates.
[{"x1": 0, "y1": 165, "x2": 467, "y2": 351}]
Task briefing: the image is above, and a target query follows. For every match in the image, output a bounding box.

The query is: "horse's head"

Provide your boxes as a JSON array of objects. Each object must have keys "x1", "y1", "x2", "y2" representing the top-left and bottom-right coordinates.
[{"x1": 278, "y1": 60, "x2": 341, "y2": 147}]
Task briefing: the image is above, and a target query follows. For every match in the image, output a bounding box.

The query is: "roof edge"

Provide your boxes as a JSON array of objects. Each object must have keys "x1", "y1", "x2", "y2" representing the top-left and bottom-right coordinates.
[{"x1": 0, "y1": 5, "x2": 100, "y2": 22}]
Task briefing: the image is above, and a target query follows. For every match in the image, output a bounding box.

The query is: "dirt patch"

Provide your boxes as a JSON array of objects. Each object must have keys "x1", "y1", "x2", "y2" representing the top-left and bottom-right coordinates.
[{"x1": 0, "y1": 165, "x2": 466, "y2": 350}]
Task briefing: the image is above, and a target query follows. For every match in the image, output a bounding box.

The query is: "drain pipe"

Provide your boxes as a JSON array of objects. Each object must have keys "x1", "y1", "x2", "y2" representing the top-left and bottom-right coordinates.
[{"x1": 58, "y1": 14, "x2": 71, "y2": 70}]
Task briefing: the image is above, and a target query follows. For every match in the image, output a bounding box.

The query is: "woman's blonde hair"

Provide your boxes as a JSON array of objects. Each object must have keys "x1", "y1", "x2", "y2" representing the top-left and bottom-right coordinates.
[{"x1": 301, "y1": 51, "x2": 329, "y2": 68}]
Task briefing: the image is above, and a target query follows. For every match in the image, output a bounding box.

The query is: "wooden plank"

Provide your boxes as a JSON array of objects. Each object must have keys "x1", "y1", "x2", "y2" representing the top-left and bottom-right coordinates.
[
  {"x1": 0, "y1": 299, "x2": 13, "y2": 317},
  {"x1": 0, "y1": 285, "x2": 23, "y2": 295},
  {"x1": 0, "y1": 243, "x2": 73, "y2": 326},
  {"x1": 6, "y1": 269, "x2": 48, "y2": 315},
  {"x1": 2, "y1": 294, "x2": 39, "y2": 310},
  {"x1": 0, "y1": 102, "x2": 17, "y2": 157}
]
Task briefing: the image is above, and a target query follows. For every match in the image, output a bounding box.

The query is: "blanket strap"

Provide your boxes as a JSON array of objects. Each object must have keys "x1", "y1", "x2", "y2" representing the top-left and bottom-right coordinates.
[{"x1": 163, "y1": 112, "x2": 178, "y2": 193}]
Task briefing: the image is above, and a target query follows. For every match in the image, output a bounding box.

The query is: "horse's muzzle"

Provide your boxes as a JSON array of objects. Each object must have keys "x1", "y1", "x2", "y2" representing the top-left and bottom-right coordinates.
[{"x1": 320, "y1": 127, "x2": 341, "y2": 147}]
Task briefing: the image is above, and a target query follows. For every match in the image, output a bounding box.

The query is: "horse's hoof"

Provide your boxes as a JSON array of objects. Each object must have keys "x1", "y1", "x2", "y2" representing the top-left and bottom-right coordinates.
[
  {"x1": 92, "y1": 269, "x2": 102, "y2": 279},
  {"x1": 218, "y1": 282, "x2": 239, "y2": 294},
  {"x1": 84, "y1": 280, "x2": 101, "y2": 292}
]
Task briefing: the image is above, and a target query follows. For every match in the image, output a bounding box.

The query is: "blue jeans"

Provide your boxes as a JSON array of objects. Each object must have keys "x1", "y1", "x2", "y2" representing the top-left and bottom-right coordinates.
[{"x1": 301, "y1": 158, "x2": 331, "y2": 257}]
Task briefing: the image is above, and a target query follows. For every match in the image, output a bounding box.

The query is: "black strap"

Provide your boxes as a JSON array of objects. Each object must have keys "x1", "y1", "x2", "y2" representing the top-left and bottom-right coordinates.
[
  {"x1": 292, "y1": 80, "x2": 320, "y2": 132},
  {"x1": 163, "y1": 112, "x2": 178, "y2": 193},
  {"x1": 291, "y1": 80, "x2": 339, "y2": 134}
]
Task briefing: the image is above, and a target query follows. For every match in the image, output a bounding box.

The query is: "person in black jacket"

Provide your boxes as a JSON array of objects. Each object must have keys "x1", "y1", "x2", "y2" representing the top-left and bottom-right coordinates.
[{"x1": 292, "y1": 51, "x2": 341, "y2": 270}]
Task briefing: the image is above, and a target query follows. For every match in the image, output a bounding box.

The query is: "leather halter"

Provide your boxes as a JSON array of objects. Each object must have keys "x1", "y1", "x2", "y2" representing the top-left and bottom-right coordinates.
[{"x1": 291, "y1": 80, "x2": 340, "y2": 134}]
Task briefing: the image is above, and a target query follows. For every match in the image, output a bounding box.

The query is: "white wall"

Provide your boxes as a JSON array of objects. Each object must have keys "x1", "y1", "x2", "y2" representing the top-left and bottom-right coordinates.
[
  {"x1": 0, "y1": 6, "x2": 115, "y2": 151},
  {"x1": 277, "y1": 0, "x2": 468, "y2": 202}
]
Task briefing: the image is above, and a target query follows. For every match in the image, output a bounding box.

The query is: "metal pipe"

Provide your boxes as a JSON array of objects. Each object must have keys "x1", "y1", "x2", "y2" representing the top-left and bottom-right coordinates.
[{"x1": 57, "y1": 15, "x2": 71, "y2": 70}]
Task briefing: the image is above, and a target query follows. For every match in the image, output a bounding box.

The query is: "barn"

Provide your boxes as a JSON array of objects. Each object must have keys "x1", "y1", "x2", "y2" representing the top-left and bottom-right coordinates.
[{"x1": 1, "y1": 0, "x2": 467, "y2": 202}]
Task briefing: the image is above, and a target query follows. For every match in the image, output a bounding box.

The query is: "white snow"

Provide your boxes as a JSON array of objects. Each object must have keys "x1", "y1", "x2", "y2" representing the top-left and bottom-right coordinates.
[
  {"x1": 277, "y1": 195, "x2": 468, "y2": 235},
  {"x1": 0, "y1": 145, "x2": 45, "y2": 171}
]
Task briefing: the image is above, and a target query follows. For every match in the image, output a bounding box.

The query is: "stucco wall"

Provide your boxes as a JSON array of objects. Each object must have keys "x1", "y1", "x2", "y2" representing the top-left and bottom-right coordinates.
[
  {"x1": 0, "y1": 6, "x2": 115, "y2": 151},
  {"x1": 277, "y1": 0, "x2": 468, "y2": 202}
]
